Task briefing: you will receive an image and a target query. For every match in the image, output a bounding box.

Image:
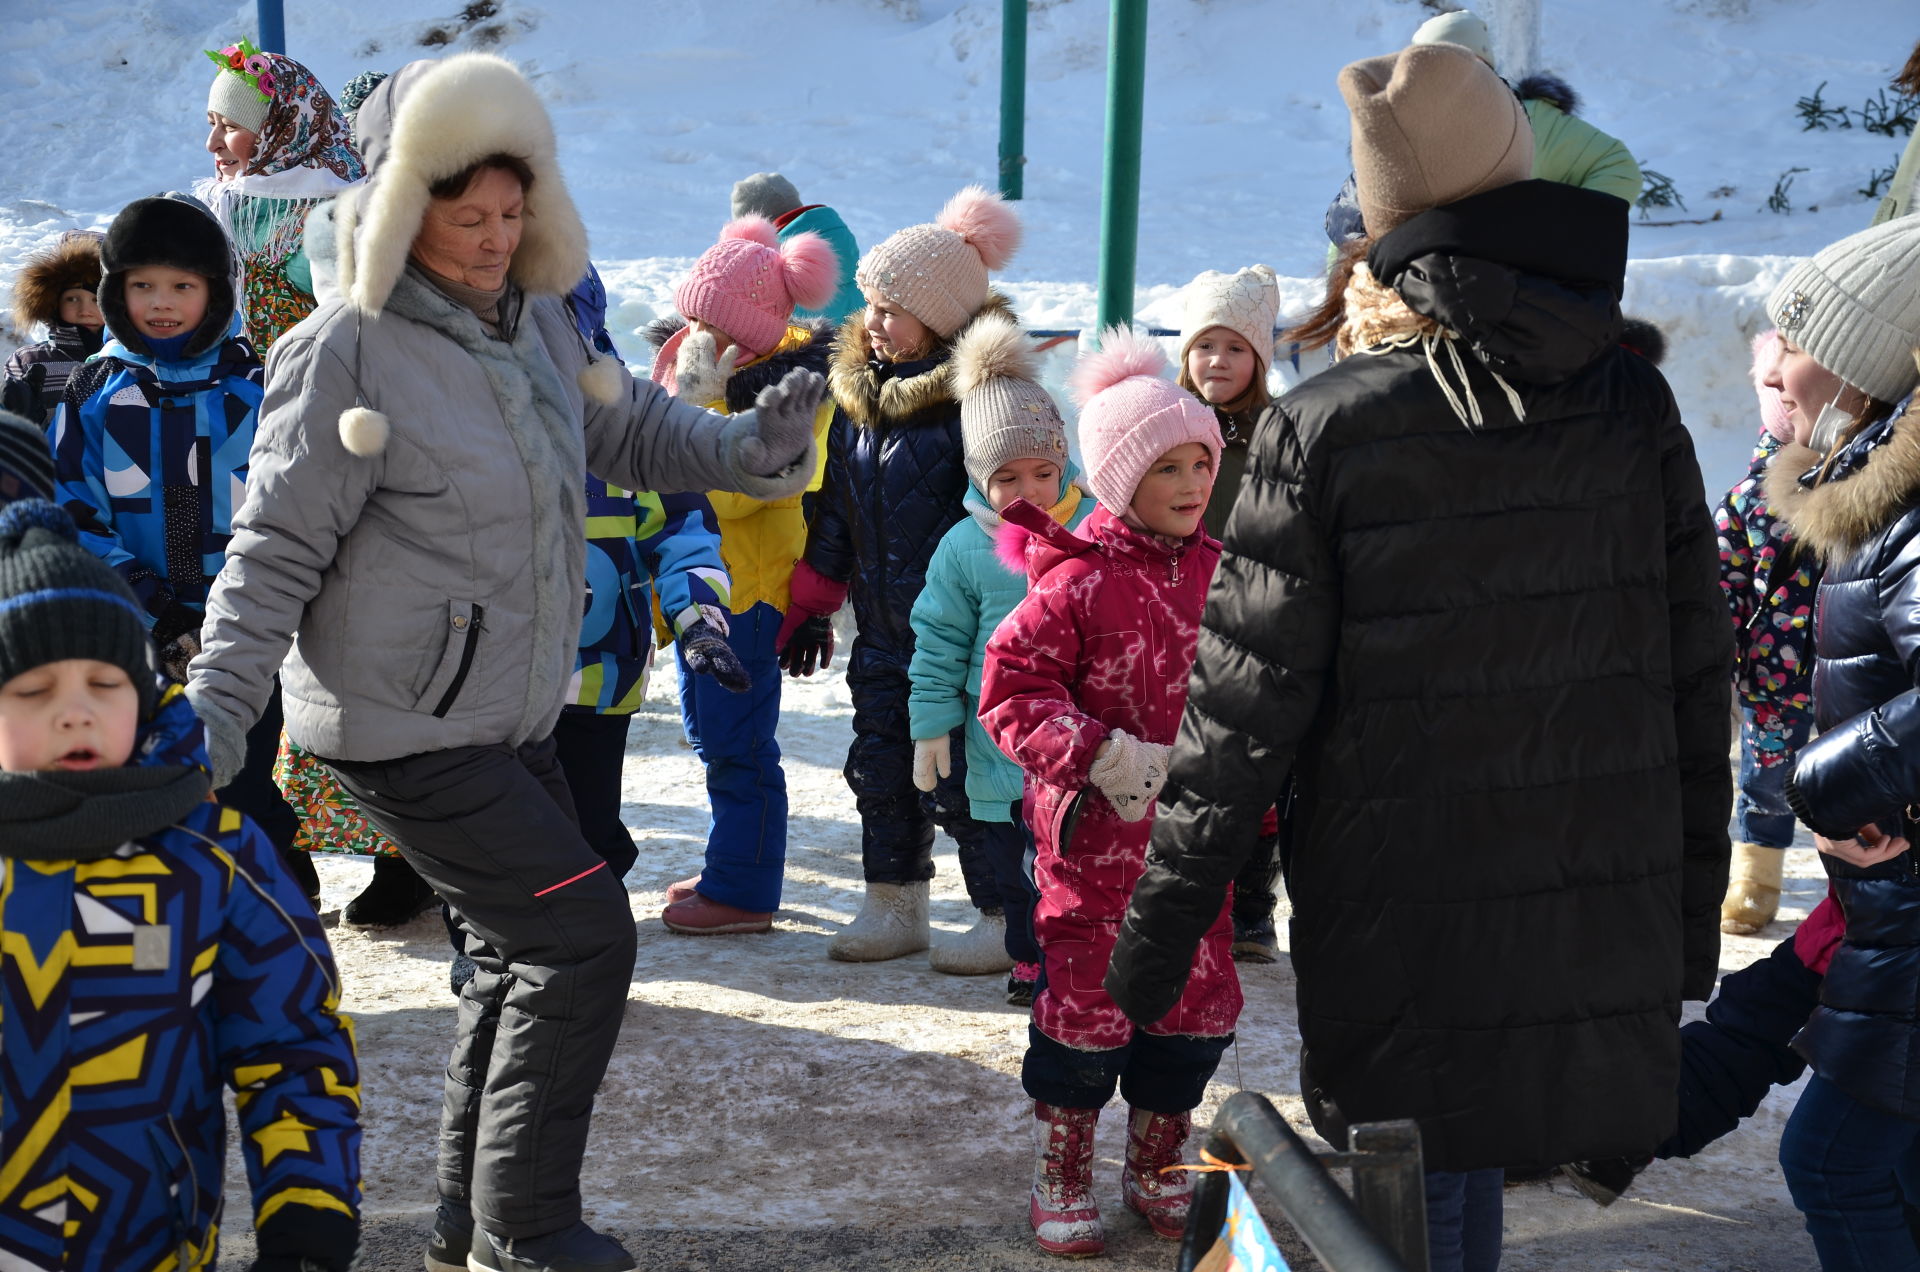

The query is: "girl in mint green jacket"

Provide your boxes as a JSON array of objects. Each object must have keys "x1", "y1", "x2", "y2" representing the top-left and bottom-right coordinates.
[{"x1": 908, "y1": 316, "x2": 1091, "y2": 1002}]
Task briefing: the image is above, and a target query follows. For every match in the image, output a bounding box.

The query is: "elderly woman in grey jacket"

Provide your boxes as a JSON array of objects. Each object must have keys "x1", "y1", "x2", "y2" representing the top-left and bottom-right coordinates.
[{"x1": 186, "y1": 54, "x2": 822, "y2": 1272}]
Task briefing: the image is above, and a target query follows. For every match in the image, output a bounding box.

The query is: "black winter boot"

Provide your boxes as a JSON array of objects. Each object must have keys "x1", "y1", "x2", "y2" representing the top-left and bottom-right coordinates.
[
  {"x1": 1231, "y1": 832, "x2": 1284, "y2": 963},
  {"x1": 343, "y1": 853, "x2": 438, "y2": 928},
  {"x1": 278, "y1": 843, "x2": 321, "y2": 903}
]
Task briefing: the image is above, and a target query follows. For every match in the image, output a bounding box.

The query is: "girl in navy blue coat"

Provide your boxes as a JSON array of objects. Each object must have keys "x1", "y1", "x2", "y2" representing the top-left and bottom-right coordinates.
[
  {"x1": 779, "y1": 187, "x2": 1024, "y2": 963},
  {"x1": 1764, "y1": 216, "x2": 1920, "y2": 1272}
]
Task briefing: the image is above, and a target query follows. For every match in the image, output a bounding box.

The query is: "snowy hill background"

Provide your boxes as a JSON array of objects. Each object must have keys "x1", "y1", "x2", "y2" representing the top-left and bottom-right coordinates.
[{"x1": 1, "y1": 0, "x2": 1912, "y2": 485}]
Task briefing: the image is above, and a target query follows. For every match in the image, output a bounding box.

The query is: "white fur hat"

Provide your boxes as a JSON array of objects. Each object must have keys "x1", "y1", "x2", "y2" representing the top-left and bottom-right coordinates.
[
  {"x1": 331, "y1": 53, "x2": 587, "y2": 315},
  {"x1": 1178, "y1": 265, "x2": 1280, "y2": 372}
]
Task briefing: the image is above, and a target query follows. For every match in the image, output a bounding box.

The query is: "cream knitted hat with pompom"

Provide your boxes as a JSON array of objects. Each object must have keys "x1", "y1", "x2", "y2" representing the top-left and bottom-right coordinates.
[{"x1": 856, "y1": 186, "x2": 1021, "y2": 338}]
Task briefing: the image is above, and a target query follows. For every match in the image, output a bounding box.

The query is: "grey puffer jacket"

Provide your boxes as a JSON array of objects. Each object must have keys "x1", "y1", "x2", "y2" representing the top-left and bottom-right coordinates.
[{"x1": 190, "y1": 207, "x2": 802, "y2": 770}]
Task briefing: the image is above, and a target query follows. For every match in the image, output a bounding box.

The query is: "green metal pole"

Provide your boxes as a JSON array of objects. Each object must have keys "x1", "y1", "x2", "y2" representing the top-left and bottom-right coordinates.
[
  {"x1": 1095, "y1": 0, "x2": 1148, "y2": 339},
  {"x1": 998, "y1": 0, "x2": 1027, "y2": 199}
]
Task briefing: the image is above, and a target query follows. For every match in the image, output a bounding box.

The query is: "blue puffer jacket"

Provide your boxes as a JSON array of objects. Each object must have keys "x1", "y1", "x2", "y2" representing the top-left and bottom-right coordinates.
[
  {"x1": 907, "y1": 476, "x2": 1090, "y2": 821},
  {"x1": 50, "y1": 324, "x2": 264, "y2": 643},
  {"x1": 776, "y1": 204, "x2": 862, "y2": 325},
  {"x1": 1778, "y1": 395, "x2": 1920, "y2": 1118},
  {"x1": 807, "y1": 294, "x2": 1017, "y2": 658},
  {"x1": 0, "y1": 684, "x2": 361, "y2": 1271},
  {"x1": 563, "y1": 267, "x2": 728, "y2": 714}
]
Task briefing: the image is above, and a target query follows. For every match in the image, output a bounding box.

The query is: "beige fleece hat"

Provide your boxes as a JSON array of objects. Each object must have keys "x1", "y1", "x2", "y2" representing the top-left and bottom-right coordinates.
[
  {"x1": 1339, "y1": 42, "x2": 1533, "y2": 237},
  {"x1": 1769, "y1": 216, "x2": 1920, "y2": 405},
  {"x1": 1411, "y1": 10, "x2": 1496, "y2": 68},
  {"x1": 1178, "y1": 265, "x2": 1280, "y2": 371}
]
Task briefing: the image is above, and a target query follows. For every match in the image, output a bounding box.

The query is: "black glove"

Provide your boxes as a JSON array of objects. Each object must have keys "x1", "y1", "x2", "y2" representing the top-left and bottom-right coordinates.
[
  {"x1": 680, "y1": 619, "x2": 752, "y2": 694},
  {"x1": 778, "y1": 614, "x2": 835, "y2": 678},
  {"x1": 1, "y1": 362, "x2": 47, "y2": 424}
]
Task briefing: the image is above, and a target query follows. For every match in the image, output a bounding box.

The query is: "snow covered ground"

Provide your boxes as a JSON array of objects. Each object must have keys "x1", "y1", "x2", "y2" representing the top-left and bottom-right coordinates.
[
  {"x1": 211, "y1": 654, "x2": 1824, "y2": 1271},
  {"x1": 2, "y1": 0, "x2": 1905, "y2": 1265}
]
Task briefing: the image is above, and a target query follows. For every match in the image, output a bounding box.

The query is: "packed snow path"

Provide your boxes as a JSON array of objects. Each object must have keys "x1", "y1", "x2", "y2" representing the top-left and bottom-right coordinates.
[{"x1": 217, "y1": 657, "x2": 1818, "y2": 1271}]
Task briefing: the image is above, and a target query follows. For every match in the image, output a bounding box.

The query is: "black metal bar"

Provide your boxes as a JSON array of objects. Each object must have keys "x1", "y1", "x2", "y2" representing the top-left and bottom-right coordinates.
[{"x1": 1176, "y1": 1091, "x2": 1412, "y2": 1272}]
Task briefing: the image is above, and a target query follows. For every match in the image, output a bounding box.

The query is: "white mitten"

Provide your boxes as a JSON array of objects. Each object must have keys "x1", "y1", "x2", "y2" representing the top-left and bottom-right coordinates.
[
  {"x1": 912, "y1": 735, "x2": 953, "y2": 793},
  {"x1": 1087, "y1": 729, "x2": 1171, "y2": 822},
  {"x1": 674, "y1": 328, "x2": 741, "y2": 407}
]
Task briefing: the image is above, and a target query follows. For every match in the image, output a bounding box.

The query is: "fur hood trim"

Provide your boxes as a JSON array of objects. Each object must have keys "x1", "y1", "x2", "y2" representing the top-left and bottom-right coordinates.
[
  {"x1": 12, "y1": 231, "x2": 104, "y2": 333},
  {"x1": 331, "y1": 53, "x2": 587, "y2": 316},
  {"x1": 829, "y1": 291, "x2": 1018, "y2": 430},
  {"x1": 1516, "y1": 73, "x2": 1578, "y2": 115},
  {"x1": 1766, "y1": 395, "x2": 1920, "y2": 563}
]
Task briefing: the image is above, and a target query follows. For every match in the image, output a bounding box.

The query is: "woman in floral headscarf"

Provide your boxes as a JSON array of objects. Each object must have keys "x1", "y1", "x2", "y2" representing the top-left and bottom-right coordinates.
[
  {"x1": 197, "y1": 40, "x2": 366, "y2": 352},
  {"x1": 196, "y1": 44, "x2": 437, "y2": 927}
]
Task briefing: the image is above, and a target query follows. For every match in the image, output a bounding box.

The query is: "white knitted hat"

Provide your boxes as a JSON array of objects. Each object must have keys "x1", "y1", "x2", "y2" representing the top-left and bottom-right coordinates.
[
  {"x1": 1178, "y1": 265, "x2": 1280, "y2": 371},
  {"x1": 1411, "y1": 10, "x2": 1496, "y2": 69},
  {"x1": 208, "y1": 61, "x2": 271, "y2": 134},
  {"x1": 1768, "y1": 216, "x2": 1920, "y2": 405}
]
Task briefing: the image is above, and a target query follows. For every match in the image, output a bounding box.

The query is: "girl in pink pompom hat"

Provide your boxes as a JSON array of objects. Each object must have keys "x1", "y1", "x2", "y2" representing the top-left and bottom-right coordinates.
[
  {"x1": 978, "y1": 327, "x2": 1238, "y2": 1257},
  {"x1": 781, "y1": 186, "x2": 1030, "y2": 967}
]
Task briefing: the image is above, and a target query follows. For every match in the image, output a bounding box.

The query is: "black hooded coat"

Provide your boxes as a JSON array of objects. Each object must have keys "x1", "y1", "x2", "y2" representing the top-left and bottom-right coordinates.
[{"x1": 1106, "y1": 181, "x2": 1732, "y2": 1173}]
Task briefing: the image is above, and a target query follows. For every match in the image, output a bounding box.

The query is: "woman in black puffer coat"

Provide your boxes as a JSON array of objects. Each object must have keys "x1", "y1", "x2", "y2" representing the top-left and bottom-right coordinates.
[
  {"x1": 1765, "y1": 214, "x2": 1920, "y2": 1271},
  {"x1": 1104, "y1": 45, "x2": 1731, "y2": 1270}
]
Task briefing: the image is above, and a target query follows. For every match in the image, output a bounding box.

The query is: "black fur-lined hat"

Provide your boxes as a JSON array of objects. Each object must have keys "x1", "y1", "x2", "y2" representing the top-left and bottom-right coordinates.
[{"x1": 99, "y1": 194, "x2": 237, "y2": 359}]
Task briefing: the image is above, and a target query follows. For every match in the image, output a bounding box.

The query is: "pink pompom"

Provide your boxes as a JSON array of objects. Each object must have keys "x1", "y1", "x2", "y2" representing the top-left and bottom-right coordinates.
[
  {"x1": 995, "y1": 516, "x2": 1034, "y2": 575},
  {"x1": 1068, "y1": 326, "x2": 1171, "y2": 408},
  {"x1": 937, "y1": 184, "x2": 1022, "y2": 272},
  {"x1": 778, "y1": 230, "x2": 840, "y2": 313},
  {"x1": 719, "y1": 216, "x2": 781, "y2": 250},
  {"x1": 1751, "y1": 328, "x2": 1792, "y2": 442}
]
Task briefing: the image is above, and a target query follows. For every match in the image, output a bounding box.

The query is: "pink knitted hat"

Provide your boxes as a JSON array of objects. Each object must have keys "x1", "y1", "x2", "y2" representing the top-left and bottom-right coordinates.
[
  {"x1": 856, "y1": 186, "x2": 1021, "y2": 338},
  {"x1": 1751, "y1": 328, "x2": 1793, "y2": 442},
  {"x1": 675, "y1": 216, "x2": 839, "y2": 357},
  {"x1": 1071, "y1": 327, "x2": 1224, "y2": 516}
]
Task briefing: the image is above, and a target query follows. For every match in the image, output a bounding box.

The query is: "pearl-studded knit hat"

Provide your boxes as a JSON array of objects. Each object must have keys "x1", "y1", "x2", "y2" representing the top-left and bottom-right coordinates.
[
  {"x1": 855, "y1": 186, "x2": 1021, "y2": 339},
  {"x1": 951, "y1": 314, "x2": 1068, "y2": 493}
]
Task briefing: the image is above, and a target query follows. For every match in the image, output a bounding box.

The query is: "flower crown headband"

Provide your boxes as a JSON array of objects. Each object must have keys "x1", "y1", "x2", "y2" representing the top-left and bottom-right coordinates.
[{"x1": 205, "y1": 39, "x2": 277, "y2": 104}]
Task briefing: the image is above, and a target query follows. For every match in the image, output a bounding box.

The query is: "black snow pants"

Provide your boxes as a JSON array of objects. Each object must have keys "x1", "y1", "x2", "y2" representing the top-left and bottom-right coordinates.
[{"x1": 324, "y1": 736, "x2": 636, "y2": 1239}]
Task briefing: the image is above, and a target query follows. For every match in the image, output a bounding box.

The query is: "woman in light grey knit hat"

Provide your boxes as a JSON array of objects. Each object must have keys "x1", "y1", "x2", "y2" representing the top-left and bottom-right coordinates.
[{"x1": 1756, "y1": 212, "x2": 1920, "y2": 1272}]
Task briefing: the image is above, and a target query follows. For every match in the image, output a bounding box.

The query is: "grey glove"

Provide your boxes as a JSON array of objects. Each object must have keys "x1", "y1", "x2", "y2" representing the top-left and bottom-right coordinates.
[
  {"x1": 1087, "y1": 729, "x2": 1172, "y2": 823},
  {"x1": 729, "y1": 368, "x2": 826, "y2": 489},
  {"x1": 674, "y1": 328, "x2": 741, "y2": 408},
  {"x1": 184, "y1": 681, "x2": 249, "y2": 791}
]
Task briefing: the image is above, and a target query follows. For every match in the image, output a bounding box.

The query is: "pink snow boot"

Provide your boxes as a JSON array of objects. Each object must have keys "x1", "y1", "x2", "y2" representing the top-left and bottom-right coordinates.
[
  {"x1": 1121, "y1": 1107, "x2": 1194, "y2": 1240},
  {"x1": 1030, "y1": 1101, "x2": 1104, "y2": 1257}
]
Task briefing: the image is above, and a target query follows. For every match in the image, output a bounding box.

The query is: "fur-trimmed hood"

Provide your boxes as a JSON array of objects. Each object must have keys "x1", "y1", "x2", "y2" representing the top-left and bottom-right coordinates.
[
  {"x1": 11, "y1": 231, "x2": 103, "y2": 333},
  {"x1": 1515, "y1": 73, "x2": 1578, "y2": 116},
  {"x1": 829, "y1": 291, "x2": 1018, "y2": 430},
  {"x1": 1766, "y1": 393, "x2": 1920, "y2": 564},
  {"x1": 643, "y1": 314, "x2": 835, "y2": 413},
  {"x1": 329, "y1": 53, "x2": 587, "y2": 316}
]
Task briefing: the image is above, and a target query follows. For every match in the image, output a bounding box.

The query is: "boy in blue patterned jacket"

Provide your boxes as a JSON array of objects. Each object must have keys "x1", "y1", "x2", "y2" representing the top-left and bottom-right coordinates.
[
  {"x1": 1715, "y1": 329, "x2": 1820, "y2": 935},
  {"x1": 49, "y1": 193, "x2": 309, "y2": 897},
  {"x1": 0, "y1": 498, "x2": 361, "y2": 1272}
]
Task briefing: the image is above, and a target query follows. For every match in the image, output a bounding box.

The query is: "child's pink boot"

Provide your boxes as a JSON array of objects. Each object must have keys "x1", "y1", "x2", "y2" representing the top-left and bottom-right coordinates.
[
  {"x1": 1030, "y1": 1101, "x2": 1104, "y2": 1257},
  {"x1": 1121, "y1": 1107, "x2": 1194, "y2": 1239}
]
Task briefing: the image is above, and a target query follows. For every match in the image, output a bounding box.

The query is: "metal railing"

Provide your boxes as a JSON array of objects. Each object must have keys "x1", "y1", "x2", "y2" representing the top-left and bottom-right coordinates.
[{"x1": 1176, "y1": 1091, "x2": 1428, "y2": 1272}]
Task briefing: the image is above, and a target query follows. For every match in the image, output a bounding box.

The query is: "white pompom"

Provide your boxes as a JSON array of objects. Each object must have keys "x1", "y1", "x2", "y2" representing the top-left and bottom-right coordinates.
[
  {"x1": 338, "y1": 405, "x2": 391, "y2": 457},
  {"x1": 578, "y1": 354, "x2": 625, "y2": 405}
]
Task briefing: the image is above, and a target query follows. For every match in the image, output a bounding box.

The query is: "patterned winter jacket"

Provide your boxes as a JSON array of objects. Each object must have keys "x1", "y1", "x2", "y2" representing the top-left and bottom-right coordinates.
[
  {"x1": 1716, "y1": 425, "x2": 1819, "y2": 759},
  {"x1": 563, "y1": 270, "x2": 728, "y2": 714},
  {"x1": 979, "y1": 501, "x2": 1241, "y2": 1049},
  {"x1": 645, "y1": 315, "x2": 835, "y2": 620},
  {"x1": 908, "y1": 477, "x2": 1089, "y2": 823},
  {"x1": 49, "y1": 328, "x2": 264, "y2": 644},
  {"x1": 807, "y1": 295, "x2": 1017, "y2": 657},
  {"x1": 3, "y1": 324, "x2": 104, "y2": 425},
  {"x1": 0, "y1": 687, "x2": 361, "y2": 1272}
]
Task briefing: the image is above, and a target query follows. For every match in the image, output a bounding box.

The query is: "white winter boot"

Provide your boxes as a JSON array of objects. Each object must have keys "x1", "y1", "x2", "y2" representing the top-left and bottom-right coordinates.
[
  {"x1": 828, "y1": 881, "x2": 930, "y2": 962},
  {"x1": 929, "y1": 907, "x2": 1016, "y2": 975}
]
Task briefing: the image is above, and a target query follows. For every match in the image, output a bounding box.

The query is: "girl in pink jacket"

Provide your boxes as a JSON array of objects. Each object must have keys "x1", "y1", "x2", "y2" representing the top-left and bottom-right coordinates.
[{"x1": 980, "y1": 328, "x2": 1243, "y2": 1257}]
